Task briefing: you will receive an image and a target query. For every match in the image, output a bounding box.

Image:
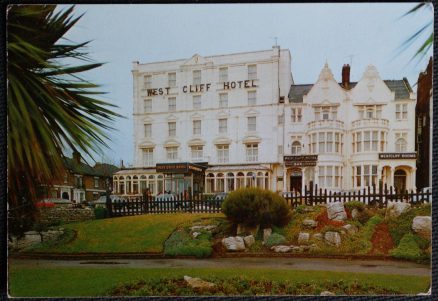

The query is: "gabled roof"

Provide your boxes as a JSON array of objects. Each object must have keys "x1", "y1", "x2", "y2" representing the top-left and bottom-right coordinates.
[
  {"x1": 64, "y1": 158, "x2": 119, "y2": 177},
  {"x1": 288, "y1": 79, "x2": 411, "y2": 103}
]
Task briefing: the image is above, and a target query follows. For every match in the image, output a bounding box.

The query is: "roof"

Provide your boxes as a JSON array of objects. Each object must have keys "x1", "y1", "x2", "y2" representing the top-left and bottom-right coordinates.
[
  {"x1": 206, "y1": 165, "x2": 271, "y2": 173},
  {"x1": 64, "y1": 158, "x2": 118, "y2": 177},
  {"x1": 288, "y1": 79, "x2": 412, "y2": 103}
]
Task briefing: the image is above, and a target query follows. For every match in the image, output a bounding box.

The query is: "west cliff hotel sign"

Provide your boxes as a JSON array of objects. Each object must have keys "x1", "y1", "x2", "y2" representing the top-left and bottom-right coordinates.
[
  {"x1": 147, "y1": 80, "x2": 258, "y2": 96},
  {"x1": 284, "y1": 155, "x2": 318, "y2": 167}
]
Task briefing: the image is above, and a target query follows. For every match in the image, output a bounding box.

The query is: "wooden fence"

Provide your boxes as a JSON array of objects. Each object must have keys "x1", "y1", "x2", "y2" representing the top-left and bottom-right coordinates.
[
  {"x1": 106, "y1": 185, "x2": 431, "y2": 216},
  {"x1": 282, "y1": 184, "x2": 431, "y2": 208}
]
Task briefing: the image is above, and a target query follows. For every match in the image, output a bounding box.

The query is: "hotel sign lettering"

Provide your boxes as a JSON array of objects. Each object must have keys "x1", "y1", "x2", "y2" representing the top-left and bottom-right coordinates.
[
  {"x1": 156, "y1": 163, "x2": 206, "y2": 174},
  {"x1": 146, "y1": 80, "x2": 258, "y2": 96},
  {"x1": 378, "y1": 153, "x2": 417, "y2": 160},
  {"x1": 284, "y1": 155, "x2": 318, "y2": 167}
]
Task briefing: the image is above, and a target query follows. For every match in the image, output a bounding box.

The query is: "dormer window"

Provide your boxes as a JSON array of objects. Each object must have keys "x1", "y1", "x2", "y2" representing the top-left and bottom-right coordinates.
[{"x1": 315, "y1": 106, "x2": 337, "y2": 121}]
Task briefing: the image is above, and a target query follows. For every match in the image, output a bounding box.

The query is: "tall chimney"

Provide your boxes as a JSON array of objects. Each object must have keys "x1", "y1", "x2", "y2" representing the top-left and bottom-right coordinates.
[
  {"x1": 342, "y1": 64, "x2": 350, "y2": 89},
  {"x1": 73, "y1": 151, "x2": 81, "y2": 164}
]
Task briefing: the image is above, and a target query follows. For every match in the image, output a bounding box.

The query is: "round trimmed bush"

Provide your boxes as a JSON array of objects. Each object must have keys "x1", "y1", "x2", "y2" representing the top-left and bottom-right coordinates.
[{"x1": 221, "y1": 187, "x2": 292, "y2": 228}]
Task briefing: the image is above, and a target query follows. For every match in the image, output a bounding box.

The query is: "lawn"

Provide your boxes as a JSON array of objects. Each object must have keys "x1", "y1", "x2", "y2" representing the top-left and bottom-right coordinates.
[
  {"x1": 28, "y1": 213, "x2": 223, "y2": 253},
  {"x1": 8, "y1": 266, "x2": 430, "y2": 297}
]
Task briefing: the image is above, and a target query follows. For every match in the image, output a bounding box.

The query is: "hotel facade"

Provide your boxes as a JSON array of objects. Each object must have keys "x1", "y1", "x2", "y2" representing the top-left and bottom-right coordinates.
[{"x1": 114, "y1": 47, "x2": 416, "y2": 196}]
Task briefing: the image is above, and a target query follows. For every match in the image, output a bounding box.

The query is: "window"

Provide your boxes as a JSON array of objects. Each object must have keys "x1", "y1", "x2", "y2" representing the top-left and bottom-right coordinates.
[
  {"x1": 193, "y1": 95, "x2": 201, "y2": 109},
  {"x1": 364, "y1": 131, "x2": 371, "y2": 151},
  {"x1": 315, "y1": 106, "x2": 336, "y2": 121},
  {"x1": 358, "y1": 105, "x2": 382, "y2": 119},
  {"x1": 326, "y1": 132, "x2": 333, "y2": 152},
  {"x1": 366, "y1": 107, "x2": 374, "y2": 119},
  {"x1": 278, "y1": 114, "x2": 284, "y2": 125},
  {"x1": 166, "y1": 147, "x2": 178, "y2": 160},
  {"x1": 310, "y1": 133, "x2": 317, "y2": 154},
  {"x1": 219, "y1": 118, "x2": 227, "y2": 134},
  {"x1": 168, "y1": 97, "x2": 176, "y2": 111},
  {"x1": 219, "y1": 93, "x2": 228, "y2": 108},
  {"x1": 191, "y1": 146, "x2": 203, "y2": 161},
  {"x1": 193, "y1": 70, "x2": 201, "y2": 85},
  {"x1": 143, "y1": 75, "x2": 152, "y2": 89},
  {"x1": 354, "y1": 164, "x2": 378, "y2": 188},
  {"x1": 353, "y1": 130, "x2": 385, "y2": 153},
  {"x1": 168, "y1": 72, "x2": 176, "y2": 87},
  {"x1": 372, "y1": 131, "x2": 378, "y2": 151},
  {"x1": 355, "y1": 166, "x2": 361, "y2": 187},
  {"x1": 168, "y1": 122, "x2": 176, "y2": 137},
  {"x1": 143, "y1": 148, "x2": 154, "y2": 166},
  {"x1": 144, "y1": 124, "x2": 151, "y2": 138},
  {"x1": 219, "y1": 67, "x2": 228, "y2": 82},
  {"x1": 247, "y1": 116, "x2": 256, "y2": 132},
  {"x1": 356, "y1": 132, "x2": 362, "y2": 152},
  {"x1": 322, "y1": 108, "x2": 330, "y2": 120},
  {"x1": 396, "y1": 104, "x2": 408, "y2": 120},
  {"x1": 318, "y1": 132, "x2": 325, "y2": 153},
  {"x1": 193, "y1": 120, "x2": 201, "y2": 135},
  {"x1": 335, "y1": 133, "x2": 341, "y2": 152},
  {"x1": 94, "y1": 177, "x2": 99, "y2": 188},
  {"x1": 144, "y1": 99, "x2": 152, "y2": 113},
  {"x1": 395, "y1": 138, "x2": 407, "y2": 152},
  {"x1": 248, "y1": 64, "x2": 257, "y2": 80},
  {"x1": 75, "y1": 176, "x2": 83, "y2": 188},
  {"x1": 248, "y1": 91, "x2": 256, "y2": 105},
  {"x1": 246, "y1": 143, "x2": 258, "y2": 162},
  {"x1": 380, "y1": 132, "x2": 386, "y2": 151},
  {"x1": 291, "y1": 108, "x2": 302, "y2": 122},
  {"x1": 217, "y1": 145, "x2": 229, "y2": 163},
  {"x1": 291, "y1": 141, "x2": 301, "y2": 155}
]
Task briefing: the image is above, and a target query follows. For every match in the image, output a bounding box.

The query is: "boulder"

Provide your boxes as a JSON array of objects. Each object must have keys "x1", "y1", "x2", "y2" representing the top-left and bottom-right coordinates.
[
  {"x1": 302, "y1": 219, "x2": 318, "y2": 229},
  {"x1": 222, "y1": 236, "x2": 246, "y2": 251},
  {"x1": 192, "y1": 232, "x2": 201, "y2": 239},
  {"x1": 243, "y1": 235, "x2": 255, "y2": 248},
  {"x1": 270, "y1": 245, "x2": 291, "y2": 253},
  {"x1": 351, "y1": 208, "x2": 359, "y2": 220},
  {"x1": 320, "y1": 291, "x2": 335, "y2": 296},
  {"x1": 263, "y1": 228, "x2": 272, "y2": 241},
  {"x1": 297, "y1": 232, "x2": 310, "y2": 245},
  {"x1": 342, "y1": 224, "x2": 358, "y2": 235},
  {"x1": 324, "y1": 231, "x2": 341, "y2": 247},
  {"x1": 386, "y1": 201, "x2": 411, "y2": 218},
  {"x1": 326, "y1": 202, "x2": 347, "y2": 221},
  {"x1": 412, "y1": 216, "x2": 431, "y2": 238},
  {"x1": 191, "y1": 225, "x2": 217, "y2": 232},
  {"x1": 236, "y1": 224, "x2": 259, "y2": 236},
  {"x1": 312, "y1": 233, "x2": 323, "y2": 241},
  {"x1": 184, "y1": 276, "x2": 215, "y2": 289}
]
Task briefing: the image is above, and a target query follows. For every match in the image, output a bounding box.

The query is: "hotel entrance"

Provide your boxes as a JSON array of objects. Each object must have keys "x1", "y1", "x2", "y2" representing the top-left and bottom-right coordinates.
[
  {"x1": 156, "y1": 162, "x2": 207, "y2": 196},
  {"x1": 289, "y1": 169, "x2": 302, "y2": 194}
]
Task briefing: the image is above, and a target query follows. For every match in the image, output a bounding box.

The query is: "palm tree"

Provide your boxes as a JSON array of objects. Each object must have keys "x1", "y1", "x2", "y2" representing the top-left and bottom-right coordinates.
[{"x1": 7, "y1": 5, "x2": 122, "y2": 232}]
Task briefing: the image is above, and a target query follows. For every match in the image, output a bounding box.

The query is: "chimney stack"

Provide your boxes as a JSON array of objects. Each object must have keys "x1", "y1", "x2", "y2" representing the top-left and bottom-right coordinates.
[
  {"x1": 342, "y1": 64, "x2": 350, "y2": 89},
  {"x1": 73, "y1": 151, "x2": 81, "y2": 164}
]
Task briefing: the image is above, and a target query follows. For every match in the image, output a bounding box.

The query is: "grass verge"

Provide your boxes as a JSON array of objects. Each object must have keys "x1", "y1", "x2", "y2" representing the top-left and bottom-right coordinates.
[
  {"x1": 8, "y1": 266, "x2": 430, "y2": 297},
  {"x1": 26, "y1": 213, "x2": 223, "y2": 253}
]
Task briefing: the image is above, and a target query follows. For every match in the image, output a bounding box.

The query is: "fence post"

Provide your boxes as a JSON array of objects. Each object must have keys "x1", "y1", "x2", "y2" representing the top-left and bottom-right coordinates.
[{"x1": 105, "y1": 189, "x2": 112, "y2": 217}]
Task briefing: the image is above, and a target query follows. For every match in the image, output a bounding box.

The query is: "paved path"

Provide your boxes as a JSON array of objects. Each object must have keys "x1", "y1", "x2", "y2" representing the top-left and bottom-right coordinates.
[{"x1": 9, "y1": 257, "x2": 430, "y2": 277}]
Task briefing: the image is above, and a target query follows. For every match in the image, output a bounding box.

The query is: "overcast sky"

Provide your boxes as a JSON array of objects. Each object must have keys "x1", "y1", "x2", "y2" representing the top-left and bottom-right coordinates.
[{"x1": 59, "y1": 3, "x2": 433, "y2": 166}]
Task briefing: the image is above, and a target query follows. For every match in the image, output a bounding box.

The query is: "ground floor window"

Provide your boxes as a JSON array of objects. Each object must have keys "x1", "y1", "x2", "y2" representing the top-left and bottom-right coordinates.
[
  {"x1": 318, "y1": 165, "x2": 342, "y2": 188},
  {"x1": 205, "y1": 171, "x2": 269, "y2": 193},
  {"x1": 353, "y1": 164, "x2": 378, "y2": 188}
]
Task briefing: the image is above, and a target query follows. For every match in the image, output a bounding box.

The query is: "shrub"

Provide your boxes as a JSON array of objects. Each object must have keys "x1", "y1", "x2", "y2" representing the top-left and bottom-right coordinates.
[
  {"x1": 164, "y1": 230, "x2": 212, "y2": 258},
  {"x1": 344, "y1": 201, "x2": 365, "y2": 212},
  {"x1": 390, "y1": 233, "x2": 424, "y2": 261},
  {"x1": 221, "y1": 188, "x2": 292, "y2": 228},
  {"x1": 264, "y1": 233, "x2": 286, "y2": 247},
  {"x1": 94, "y1": 207, "x2": 108, "y2": 219}
]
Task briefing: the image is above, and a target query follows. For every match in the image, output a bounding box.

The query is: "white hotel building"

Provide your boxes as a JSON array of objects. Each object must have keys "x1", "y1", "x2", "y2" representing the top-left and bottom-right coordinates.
[{"x1": 113, "y1": 47, "x2": 416, "y2": 196}]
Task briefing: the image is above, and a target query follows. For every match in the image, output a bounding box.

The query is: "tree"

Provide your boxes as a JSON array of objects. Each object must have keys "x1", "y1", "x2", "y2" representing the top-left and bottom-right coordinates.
[{"x1": 7, "y1": 5, "x2": 122, "y2": 233}]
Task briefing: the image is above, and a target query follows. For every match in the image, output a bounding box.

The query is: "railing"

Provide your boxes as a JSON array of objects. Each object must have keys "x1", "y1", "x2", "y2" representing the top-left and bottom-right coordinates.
[
  {"x1": 282, "y1": 184, "x2": 431, "y2": 208},
  {"x1": 351, "y1": 118, "x2": 389, "y2": 129},
  {"x1": 307, "y1": 120, "x2": 344, "y2": 130}
]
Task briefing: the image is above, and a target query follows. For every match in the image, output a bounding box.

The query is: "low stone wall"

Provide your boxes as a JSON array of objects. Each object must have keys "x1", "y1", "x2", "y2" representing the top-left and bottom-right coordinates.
[{"x1": 38, "y1": 207, "x2": 95, "y2": 224}]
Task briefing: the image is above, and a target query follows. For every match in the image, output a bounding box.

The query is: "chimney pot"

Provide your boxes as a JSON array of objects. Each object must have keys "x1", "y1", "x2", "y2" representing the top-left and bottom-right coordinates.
[{"x1": 342, "y1": 64, "x2": 350, "y2": 89}]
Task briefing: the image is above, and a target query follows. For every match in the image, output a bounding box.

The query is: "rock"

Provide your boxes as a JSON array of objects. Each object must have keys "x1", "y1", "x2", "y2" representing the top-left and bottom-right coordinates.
[
  {"x1": 417, "y1": 287, "x2": 431, "y2": 296},
  {"x1": 326, "y1": 202, "x2": 347, "y2": 221},
  {"x1": 312, "y1": 233, "x2": 323, "y2": 241},
  {"x1": 236, "y1": 224, "x2": 259, "y2": 236},
  {"x1": 386, "y1": 201, "x2": 411, "y2": 218},
  {"x1": 184, "y1": 276, "x2": 215, "y2": 289},
  {"x1": 263, "y1": 228, "x2": 272, "y2": 241},
  {"x1": 297, "y1": 232, "x2": 310, "y2": 245},
  {"x1": 192, "y1": 232, "x2": 201, "y2": 238},
  {"x1": 302, "y1": 219, "x2": 318, "y2": 229},
  {"x1": 222, "y1": 236, "x2": 246, "y2": 251},
  {"x1": 271, "y1": 245, "x2": 291, "y2": 253},
  {"x1": 191, "y1": 225, "x2": 217, "y2": 232},
  {"x1": 412, "y1": 216, "x2": 431, "y2": 238},
  {"x1": 351, "y1": 208, "x2": 359, "y2": 220},
  {"x1": 324, "y1": 231, "x2": 341, "y2": 247},
  {"x1": 243, "y1": 235, "x2": 255, "y2": 248},
  {"x1": 303, "y1": 207, "x2": 315, "y2": 212},
  {"x1": 291, "y1": 246, "x2": 303, "y2": 253},
  {"x1": 320, "y1": 291, "x2": 335, "y2": 296},
  {"x1": 342, "y1": 224, "x2": 358, "y2": 235}
]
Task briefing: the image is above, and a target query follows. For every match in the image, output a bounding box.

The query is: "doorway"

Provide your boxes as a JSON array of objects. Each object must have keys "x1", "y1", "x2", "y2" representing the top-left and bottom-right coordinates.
[
  {"x1": 289, "y1": 169, "x2": 302, "y2": 194},
  {"x1": 394, "y1": 169, "x2": 407, "y2": 192}
]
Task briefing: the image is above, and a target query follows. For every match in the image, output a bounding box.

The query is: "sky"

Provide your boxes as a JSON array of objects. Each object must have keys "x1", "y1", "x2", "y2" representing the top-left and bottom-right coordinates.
[{"x1": 59, "y1": 3, "x2": 433, "y2": 166}]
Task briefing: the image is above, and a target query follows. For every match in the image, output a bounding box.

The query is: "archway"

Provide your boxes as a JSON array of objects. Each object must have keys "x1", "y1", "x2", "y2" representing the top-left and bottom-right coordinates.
[
  {"x1": 289, "y1": 168, "x2": 302, "y2": 194},
  {"x1": 62, "y1": 192, "x2": 69, "y2": 200},
  {"x1": 394, "y1": 169, "x2": 407, "y2": 193}
]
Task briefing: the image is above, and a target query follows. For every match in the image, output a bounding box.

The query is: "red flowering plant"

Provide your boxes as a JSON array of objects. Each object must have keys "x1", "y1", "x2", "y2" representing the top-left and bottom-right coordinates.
[{"x1": 35, "y1": 202, "x2": 55, "y2": 208}]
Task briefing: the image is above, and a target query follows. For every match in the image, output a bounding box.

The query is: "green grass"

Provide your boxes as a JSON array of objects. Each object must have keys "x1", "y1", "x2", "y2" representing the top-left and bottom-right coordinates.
[
  {"x1": 27, "y1": 213, "x2": 223, "y2": 253},
  {"x1": 8, "y1": 266, "x2": 430, "y2": 297}
]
